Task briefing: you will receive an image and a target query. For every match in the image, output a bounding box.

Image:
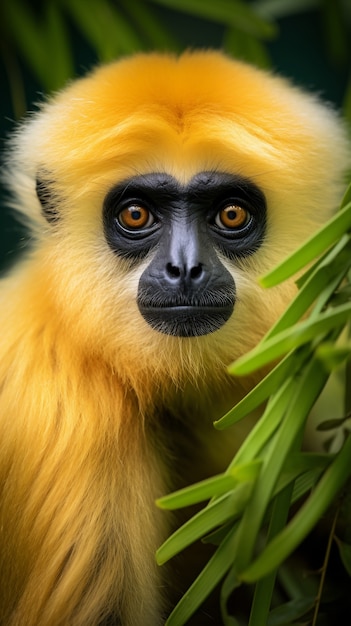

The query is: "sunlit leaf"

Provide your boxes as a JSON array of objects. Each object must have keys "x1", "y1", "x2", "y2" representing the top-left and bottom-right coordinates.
[
  {"x1": 241, "y1": 435, "x2": 351, "y2": 582},
  {"x1": 260, "y1": 199, "x2": 351, "y2": 288},
  {"x1": 156, "y1": 484, "x2": 252, "y2": 564},
  {"x1": 216, "y1": 350, "x2": 302, "y2": 429},
  {"x1": 156, "y1": 473, "x2": 239, "y2": 509},
  {"x1": 233, "y1": 358, "x2": 328, "y2": 572},
  {"x1": 229, "y1": 303, "x2": 351, "y2": 377}
]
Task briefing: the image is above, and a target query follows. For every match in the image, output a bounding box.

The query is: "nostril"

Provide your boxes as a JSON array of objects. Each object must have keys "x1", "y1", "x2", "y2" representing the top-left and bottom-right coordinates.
[
  {"x1": 190, "y1": 264, "x2": 203, "y2": 280},
  {"x1": 166, "y1": 262, "x2": 181, "y2": 278},
  {"x1": 166, "y1": 262, "x2": 203, "y2": 282}
]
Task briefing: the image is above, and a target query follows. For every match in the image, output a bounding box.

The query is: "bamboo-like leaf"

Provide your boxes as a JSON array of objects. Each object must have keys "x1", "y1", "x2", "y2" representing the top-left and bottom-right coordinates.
[
  {"x1": 259, "y1": 200, "x2": 351, "y2": 288},
  {"x1": 148, "y1": 0, "x2": 277, "y2": 38},
  {"x1": 4, "y1": 0, "x2": 73, "y2": 91},
  {"x1": 248, "y1": 485, "x2": 294, "y2": 626},
  {"x1": 157, "y1": 461, "x2": 261, "y2": 510},
  {"x1": 226, "y1": 374, "x2": 300, "y2": 470},
  {"x1": 315, "y1": 342, "x2": 351, "y2": 371},
  {"x1": 156, "y1": 484, "x2": 251, "y2": 565},
  {"x1": 241, "y1": 434, "x2": 351, "y2": 582},
  {"x1": 215, "y1": 352, "x2": 297, "y2": 429},
  {"x1": 156, "y1": 473, "x2": 238, "y2": 510},
  {"x1": 229, "y1": 302, "x2": 351, "y2": 377},
  {"x1": 63, "y1": 0, "x2": 142, "y2": 60},
  {"x1": 165, "y1": 525, "x2": 239, "y2": 626},
  {"x1": 233, "y1": 358, "x2": 328, "y2": 572},
  {"x1": 264, "y1": 236, "x2": 351, "y2": 340},
  {"x1": 267, "y1": 597, "x2": 316, "y2": 625}
]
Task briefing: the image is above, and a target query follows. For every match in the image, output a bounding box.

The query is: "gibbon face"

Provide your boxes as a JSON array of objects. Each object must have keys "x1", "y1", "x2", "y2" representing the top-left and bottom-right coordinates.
[
  {"x1": 6, "y1": 51, "x2": 350, "y2": 381},
  {"x1": 102, "y1": 170, "x2": 266, "y2": 337}
]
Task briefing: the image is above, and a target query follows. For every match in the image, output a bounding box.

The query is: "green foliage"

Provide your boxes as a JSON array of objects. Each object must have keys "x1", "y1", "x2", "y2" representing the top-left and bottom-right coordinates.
[
  {"x1": 1, "y1": 1, "x2": 350, "y2": 622},
  {"x1": 1, "y1": 0, "x2": 350, "y2": 118},
  {"x1": 156, "y1": 182, "x2": 351, "y2": 625}
]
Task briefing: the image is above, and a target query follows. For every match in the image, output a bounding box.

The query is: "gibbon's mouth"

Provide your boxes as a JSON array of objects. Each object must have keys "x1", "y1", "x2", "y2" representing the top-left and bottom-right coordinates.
[{"x1": 137, "y1": 299, "x2": 235, "y2": 337}]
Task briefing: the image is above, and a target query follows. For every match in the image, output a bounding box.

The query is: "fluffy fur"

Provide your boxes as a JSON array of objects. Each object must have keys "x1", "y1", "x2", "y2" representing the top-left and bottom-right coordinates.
[{"x1": 0, "y1": 50, "x2": 349, "y2": 625}]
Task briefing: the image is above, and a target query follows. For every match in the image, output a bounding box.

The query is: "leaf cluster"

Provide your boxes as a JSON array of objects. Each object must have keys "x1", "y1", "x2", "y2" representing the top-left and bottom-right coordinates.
[
  {"x1": 1, "y1": 0, "x2": 350, "y2": 120},
  {"x1": 156, "y1": 183, "x2": 351, "y2": 625}
]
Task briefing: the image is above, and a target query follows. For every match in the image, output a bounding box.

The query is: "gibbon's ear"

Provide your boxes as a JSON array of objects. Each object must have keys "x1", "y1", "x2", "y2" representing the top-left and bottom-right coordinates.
[{"x1": 36, "y1": 175, "x2": 59, "y2": 223}]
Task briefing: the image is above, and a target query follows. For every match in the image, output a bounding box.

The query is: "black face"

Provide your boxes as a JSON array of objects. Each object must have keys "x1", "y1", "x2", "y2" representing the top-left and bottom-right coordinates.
[{"x1": 103, "y1": 171, "x2": 266, "y2": 337}]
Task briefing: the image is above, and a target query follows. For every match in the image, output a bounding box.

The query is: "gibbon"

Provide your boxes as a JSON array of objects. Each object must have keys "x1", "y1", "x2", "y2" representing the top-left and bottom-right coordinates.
[{"x1": 0, "y1": 50, "x2": 349, "y2": 626}]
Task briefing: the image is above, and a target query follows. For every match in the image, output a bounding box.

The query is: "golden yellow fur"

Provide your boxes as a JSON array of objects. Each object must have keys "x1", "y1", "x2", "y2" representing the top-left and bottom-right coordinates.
[{"x1": 0, "y1": 50, "x2": 350, "y2": 625}]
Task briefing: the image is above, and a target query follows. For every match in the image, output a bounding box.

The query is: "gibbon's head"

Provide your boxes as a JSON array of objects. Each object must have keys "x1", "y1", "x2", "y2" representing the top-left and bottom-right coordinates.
[{"x1": 4, "y1": 51, "x2": 350, "y2": 387}]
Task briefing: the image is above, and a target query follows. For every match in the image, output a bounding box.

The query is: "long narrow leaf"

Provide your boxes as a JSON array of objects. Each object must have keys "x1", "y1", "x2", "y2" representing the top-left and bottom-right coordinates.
[
  {"x1": 156, "y1": 473, "x2": 239, "y2": 510},
  {"x1": 241, "y1": 434, "x2": 351, "y2": 582},
  {"x1": 264, "y1": 236, "x2": 351, "y2": 340},
  {"x1": 215, "y1": 352, "x2": 297, "y2": 429},
  {"x1": 233, "y1": 358, "x2": 328, "y2": 572},
  {"x1": 260, "y1": 200, "x2": 351, "y2": 287},
  {"x1": 229, "y1": 302, "x2": 351, "y2": 377},
  {"x1": 156, "y1": 484, "x2": 252, "y2": 565},
  {"x1": 165, "y1": 525, "x2": 239, "y2": 626}
]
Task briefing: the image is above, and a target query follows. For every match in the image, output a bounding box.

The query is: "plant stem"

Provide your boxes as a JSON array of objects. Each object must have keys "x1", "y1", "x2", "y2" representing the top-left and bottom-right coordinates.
[{"x1": 311, "y1": 504, "x2": 340, "y2": 626}]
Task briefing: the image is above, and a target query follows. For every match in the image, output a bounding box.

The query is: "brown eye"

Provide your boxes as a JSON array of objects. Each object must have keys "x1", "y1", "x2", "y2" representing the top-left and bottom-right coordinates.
[
  {"x1": 215, "y1": 204, "x2": 249, "y2": 229},
  {"x1": 118, "y1": 205, "x2": 154, "y2": 230}
]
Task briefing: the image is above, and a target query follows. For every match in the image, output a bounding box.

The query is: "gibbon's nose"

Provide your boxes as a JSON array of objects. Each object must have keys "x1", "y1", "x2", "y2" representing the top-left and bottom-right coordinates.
[
  {"x1": 163, "y1": 219, "x2": 207, "y2": 288},
  {"x1": 165, "y1": 261, "x2": 204, "y2": 284}
]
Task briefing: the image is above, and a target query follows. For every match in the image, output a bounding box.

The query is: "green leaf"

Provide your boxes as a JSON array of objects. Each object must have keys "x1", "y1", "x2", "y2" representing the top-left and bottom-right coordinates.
[
  {"x1": 241, "y1": 434, "x2": 351, "y2": 582},
  {"x1": 315, "y1": 342, "x2": 351, "y2": 371},
  {"x1": 165, "y1": 525, "x2": 239, "y2": 626},
  {"x1": 248, "y1": 485, "x2": 294, "y2": 626},
  {"x1": 216, "y1": 352, "x2": 297, "y2": 429},
  {"x1": 227, "y1": 374, "x2": 300, "y2": 470},
  {"x1": 267, "y1": 596, "x2": 315, "y2": 625},
  {"x1": 4, "y1": 0, "x2": 73, "y2": 91},
  {"x1": 260, "y1": 200, "x2": 351, "y2": 288},
  {"x1": 156, "y1": 484, "x2": 252, "y2": 564},
  {"x1": 229, "y1": 302, "x2": 351, "y2": 377},
  {"x1": 264, "y1": 236, "x2": 351, "y2": 340},
  {"x1": 156, "y1": 473, "x2": 239, "y2": 509},
  {"x1": 233, "y1": 358, "x2": 328, "y2": 573},
  {"x1": 63, "y1": 0, "x2": 142, "y2": 60}
]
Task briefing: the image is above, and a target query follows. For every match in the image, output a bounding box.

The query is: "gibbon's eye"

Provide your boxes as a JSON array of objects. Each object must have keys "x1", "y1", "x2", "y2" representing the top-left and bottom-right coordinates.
[
  {"x1": 117, "y1": 205, "x2": 155, "y2": 230},
  {"x1": 214, "y1": 204, "x2": 250, "y2": 230}
]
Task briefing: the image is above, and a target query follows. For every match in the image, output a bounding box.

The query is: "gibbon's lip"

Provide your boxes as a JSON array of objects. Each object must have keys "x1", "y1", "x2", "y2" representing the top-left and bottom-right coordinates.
[{"x1": 138, "y1": 304, "x2": 234, "y2": 337}]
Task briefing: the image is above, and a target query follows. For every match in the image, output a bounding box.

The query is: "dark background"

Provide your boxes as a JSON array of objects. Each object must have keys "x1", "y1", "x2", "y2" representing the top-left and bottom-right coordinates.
[{"x1": 0, "y1": 2, "x2": 350, "y2": 271}]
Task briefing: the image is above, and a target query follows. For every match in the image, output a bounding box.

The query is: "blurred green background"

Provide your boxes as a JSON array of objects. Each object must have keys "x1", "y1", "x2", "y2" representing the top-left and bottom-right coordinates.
[{"x1": 0, "y1": 0, "x2": 350, "y2": 271}]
